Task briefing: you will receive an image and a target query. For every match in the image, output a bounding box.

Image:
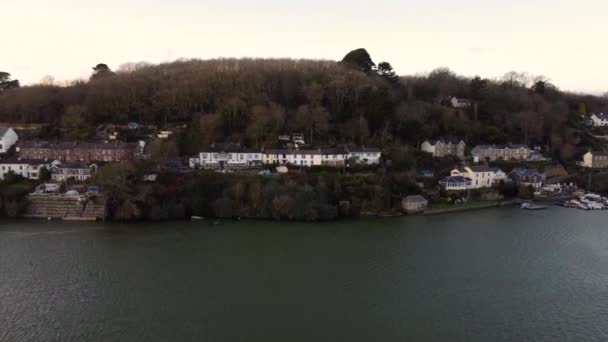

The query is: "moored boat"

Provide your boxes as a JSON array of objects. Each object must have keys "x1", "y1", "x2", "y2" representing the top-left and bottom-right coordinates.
[{"x1": 520, "y1": 202, "x2": 548, "y2": 210}]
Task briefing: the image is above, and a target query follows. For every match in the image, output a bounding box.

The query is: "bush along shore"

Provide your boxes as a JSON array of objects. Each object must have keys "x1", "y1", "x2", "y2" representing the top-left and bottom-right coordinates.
[{"x1": 1, "y1": 159, "x2": 588, "y2": 223}]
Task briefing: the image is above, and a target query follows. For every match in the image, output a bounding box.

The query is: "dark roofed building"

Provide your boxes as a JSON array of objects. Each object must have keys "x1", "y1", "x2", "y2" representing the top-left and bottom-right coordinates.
[
  {"x1": 508, "y1": 168, "x2": 545, "y2": 189},
  {"x1": 201, "y1": 143, "x2": 261, "y2": 154},
  {"x1": 16, "y1": 141, "x2": 137, "y2": 163},
  {"x1": 471, "y1": 144, "x2": 531, "y2": 161}
]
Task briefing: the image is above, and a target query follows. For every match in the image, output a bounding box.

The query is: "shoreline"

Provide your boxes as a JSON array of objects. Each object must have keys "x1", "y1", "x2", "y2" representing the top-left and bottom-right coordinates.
[
  {"x1": 11, "y1": 197, "x2": 597, "y2": 223},
  {"x1": 423, "y1": 200, "x2": 517, "y2": 216}
]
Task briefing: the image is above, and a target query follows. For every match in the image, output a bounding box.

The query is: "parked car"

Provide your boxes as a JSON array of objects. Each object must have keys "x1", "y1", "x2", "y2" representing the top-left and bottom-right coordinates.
[{"x1": 87, "y1": 186, "x2": 100, "y2": 197}]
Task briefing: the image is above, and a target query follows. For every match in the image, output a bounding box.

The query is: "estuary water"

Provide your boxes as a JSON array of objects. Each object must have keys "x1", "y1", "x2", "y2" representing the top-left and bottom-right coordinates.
[{"x1": 2, "y1": 207, "x2": 608, "y2": 341}]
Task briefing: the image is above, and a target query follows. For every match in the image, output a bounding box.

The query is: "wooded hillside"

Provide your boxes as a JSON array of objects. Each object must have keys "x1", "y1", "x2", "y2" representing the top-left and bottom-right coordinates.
[{"x1": 1, "y1": 49, "x2": 607, "y2": 162}]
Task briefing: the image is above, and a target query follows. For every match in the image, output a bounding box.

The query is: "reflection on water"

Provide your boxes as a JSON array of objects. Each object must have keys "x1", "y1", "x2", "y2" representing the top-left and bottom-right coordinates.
[{"x1": 2, "y1": 207, "x2": 608, "y2": 342}]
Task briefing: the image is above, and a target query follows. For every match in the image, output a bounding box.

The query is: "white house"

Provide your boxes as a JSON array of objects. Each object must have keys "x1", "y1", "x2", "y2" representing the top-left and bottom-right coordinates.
[
  {"x1": 0, "y1": 158, "x2": 56, "y2": 180},
  {"x1": 582, "y1": 151, "x2": 608, "y2": 169},
  {"x1": 0, "y1": 128, "x2": 19, "y2": 154},
  {"x1": 263, "y1": 147, "x2": 350, "y2": 167},
  {"x1": 263, "y1": 149, "x2": 324, "y2": 167},
  {"x1": 51, "y1": 163, "x2": 97, "y2": 182},
  {"x1": 157, "y1": 130, "x2": 174, "y2": 139},
  {"x1": 450, "y1": 97, "x2": 472, "y2": 109},
  {"x1": 189, "y1": 156, "x2": 200, "y2": 168},
  {"x1": 347, "y1": 147, "x2": 382, "y2": 165},
  {"x1": 450, "y1": 166, "x2": 505, "y2": 189},
  {"x1": 195, "y1": 143, "x2": 262, "y2": 170},
  {"x1": 321, "y1": 148, "x2": 348, "y2": 166},
  {"x1": 590, "y1": 113, "x2": 608, "y2": 127}
]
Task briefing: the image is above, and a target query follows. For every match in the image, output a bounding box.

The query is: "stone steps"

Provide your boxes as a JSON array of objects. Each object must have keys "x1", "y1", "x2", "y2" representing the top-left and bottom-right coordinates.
[{"x1": 25, "y1": 195, "x2": 106, "y2": 220}]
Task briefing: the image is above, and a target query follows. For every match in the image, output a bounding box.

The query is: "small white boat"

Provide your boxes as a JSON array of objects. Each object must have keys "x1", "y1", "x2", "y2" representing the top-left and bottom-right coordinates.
[{"x1": 521, "y1": 203, "x2": 548, "y2": 210}]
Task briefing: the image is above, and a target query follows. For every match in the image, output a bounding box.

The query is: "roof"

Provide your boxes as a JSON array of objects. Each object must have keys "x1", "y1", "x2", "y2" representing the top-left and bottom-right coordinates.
[
  {"x1": 321, "y1": 147, "x2": 348, "y2": 155},
  {"x1": 17, "y1": 140, "x2": 136, "y2": 150},
  {"x1": 404, "y1": 195, "x2": 428, "y2": 203},
  {"x1": 472, "y1": 144, "x2": 530, "y2": 151},
  {"x1": 588, "y1": 151, "x2": 608, "y2": 157},
  {"x1": 347, "y1": 147, "x2": 382, "y2": 153},
  {"x1": 200, "y1": 143, "x2": 261, "y2": 154},
  {"x1": 53, "y1": 162, "x2": 93, "y2": 169},
  {"x1": 469, "y1": 166, "x2": 503, "y2": 173},
  {"x1": 592, "y1": 113, "x2": 608, "y2": 120},
  {"x1": 0, "y1": 128, "x2": 9, "y2": 137},
  {"x1": 264, "y1": 149, "x2": 320, "y2": 155},
  {"x1": 264, "y1": 147, "x2": 352, "y2": 155},
  {"x1": 509, "y1": 168, "x2": 543, "y2": 177},
  {"x1": 424, "y1": 139, "x2": 465, "y2": 145},
  {"x1": 0, "y1": 158, "x2": 50, "y2": 165},
  {"x1": 543, "y1": 164, "x2": 568, "y2": 177}
]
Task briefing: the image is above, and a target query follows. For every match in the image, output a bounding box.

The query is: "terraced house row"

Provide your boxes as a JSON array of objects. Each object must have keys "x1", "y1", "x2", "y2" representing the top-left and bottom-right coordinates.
[
  {"x1": 15, "y1": 141, "x2": 141, "y2": 162},
  {"x1": 189, "y1": 143, "x2": 382, "y2": 170}
]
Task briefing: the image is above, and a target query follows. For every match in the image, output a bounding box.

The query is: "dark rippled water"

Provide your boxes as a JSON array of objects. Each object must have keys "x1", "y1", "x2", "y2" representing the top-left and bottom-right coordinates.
[{"x1": 2, "y1": 207, "x2": 608, "y2": 341}]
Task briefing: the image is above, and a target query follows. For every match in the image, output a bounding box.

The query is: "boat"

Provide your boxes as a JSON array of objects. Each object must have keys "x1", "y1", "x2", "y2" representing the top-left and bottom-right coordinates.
[
  {"x1": 520, "y1": 202, "x2": 548, "y2": 210},
  {"x1": 577, "y1": 204, "x2": 591, "y2": 210}
]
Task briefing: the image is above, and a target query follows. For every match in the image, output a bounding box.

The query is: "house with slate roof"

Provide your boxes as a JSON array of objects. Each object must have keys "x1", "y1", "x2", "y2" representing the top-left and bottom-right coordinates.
[
  {"x1": 421, "y1": 139, "x2": 466, "y2": 158},
  {"x1": 508, "y1": 168, "x2": 545, "y2": 189},
  {"x1": 193, "y1": 143, "x2": 263, "y2": 170},
  {"x1": 590, "y1": 113, "x2": 608, "y2": 127},
  {"x1": 450, "y1": 166, "x2": 506, "y2": 189},
  {"x1": 16, "y1": 140, "x2": 137, "y2": 162},
  {"x1": 51, "y1": 162, "x2": 98, "y2": 182},
  {"x1": 471, "y1": 144, "x2": 531, "y2": 162},
  {"x1": 263, "y1": 147, "x2": 350, "y2": 167}
]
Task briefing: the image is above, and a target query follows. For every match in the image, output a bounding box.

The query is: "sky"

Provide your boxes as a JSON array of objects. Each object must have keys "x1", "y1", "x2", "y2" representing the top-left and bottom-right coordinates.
[{"x1": 3, "y1": 0, "x2": 607, "y2": 93}]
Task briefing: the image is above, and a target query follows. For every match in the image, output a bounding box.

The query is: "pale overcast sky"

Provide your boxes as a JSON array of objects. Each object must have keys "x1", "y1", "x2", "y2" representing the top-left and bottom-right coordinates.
[{"x1": 4, "y1": 0, "x2": 607, "y2": 93}]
